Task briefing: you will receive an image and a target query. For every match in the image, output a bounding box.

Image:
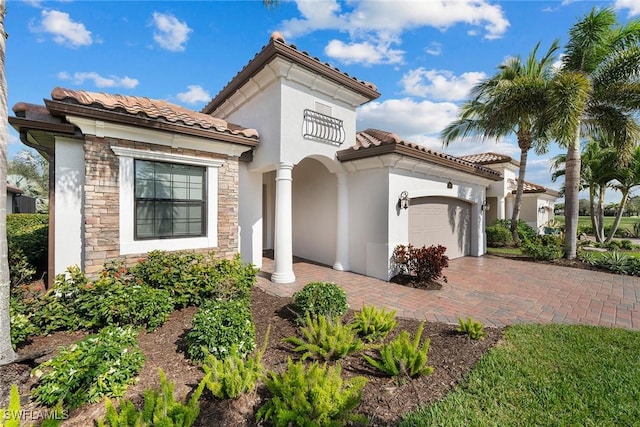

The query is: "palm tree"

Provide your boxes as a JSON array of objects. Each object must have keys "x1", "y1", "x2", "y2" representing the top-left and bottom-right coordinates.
[
  {"x1": 0, "y1": 0, "x2": 16, "y2": 365},
  {"x1": 549, "y1": 7, "x2": 640, "y2": 258},
  {"x1": 442, "y1": 41, "x2": 559, "y2": 242},
  {"x1": 551, "y1": 138, "x2": 621, "y2": 242}
]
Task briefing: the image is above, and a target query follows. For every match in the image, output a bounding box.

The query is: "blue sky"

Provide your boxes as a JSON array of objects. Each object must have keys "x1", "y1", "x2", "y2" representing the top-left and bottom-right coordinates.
[{"x1": 6, "y1": 0, "x2": 640, "y2": 202}]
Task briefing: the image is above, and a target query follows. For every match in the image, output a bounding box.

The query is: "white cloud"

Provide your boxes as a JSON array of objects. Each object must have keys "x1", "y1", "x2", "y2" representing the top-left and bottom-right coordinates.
[
  {"x1": 400, "y1": 68, "x2": 486, "y2": 101},
  {"x1": 151, "y1": 12, "x2": 192, "y2": 52},
  {"x1": 279, "y1": 1, "x2": 508, "y2": 65},
  {"x1": 58, "y1": 71, "x2": 139, "y2": 89},
  {"x1": 614, "y1": 0, "x2": 640, "y2": 17},
  {"x1": 324, "y1": 38, "x2": 404, "y2": 65},
  {"x1": 176, "y1": 85, "x2": 211, "y2": 104},
  {"x1": 30, "y1": 9, "x2": 92, "y2": 48},
  {"x1": 425, "y1": 42, "x2": 442, "y2": 56},
  {"x1": 357, "y1": 98, "x2": 459, "y2": 137}
]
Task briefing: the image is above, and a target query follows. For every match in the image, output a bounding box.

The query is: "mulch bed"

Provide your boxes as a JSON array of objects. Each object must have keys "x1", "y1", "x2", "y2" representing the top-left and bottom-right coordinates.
[{"x1": 1, "y1": 287, "x2": 501, "y2": 426}]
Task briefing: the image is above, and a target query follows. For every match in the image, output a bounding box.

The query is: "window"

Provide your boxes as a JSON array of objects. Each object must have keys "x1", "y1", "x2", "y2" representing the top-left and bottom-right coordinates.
[{"x1": 134, "y1": 160, "x2": 206, "y2": 239}]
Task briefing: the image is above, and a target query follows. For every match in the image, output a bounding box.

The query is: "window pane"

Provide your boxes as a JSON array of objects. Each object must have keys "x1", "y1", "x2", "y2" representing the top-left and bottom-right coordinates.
[{"x1": 134, "y1": 160, "x2": 206, "y2": 240}]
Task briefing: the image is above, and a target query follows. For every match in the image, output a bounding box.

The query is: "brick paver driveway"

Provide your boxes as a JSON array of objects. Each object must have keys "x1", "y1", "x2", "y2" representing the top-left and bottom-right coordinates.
[{"x1": 257, "y1": 255, "x2": 640, "y2": 329}]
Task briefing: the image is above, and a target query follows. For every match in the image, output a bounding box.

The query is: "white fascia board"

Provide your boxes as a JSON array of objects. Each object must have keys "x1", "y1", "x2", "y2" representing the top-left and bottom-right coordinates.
[
  {"x1": 111, "y1": 145, "x2": 224, "y2": 168},
  {"x1": 67, "y1": 115, "x2": 248, "y2": 157}
]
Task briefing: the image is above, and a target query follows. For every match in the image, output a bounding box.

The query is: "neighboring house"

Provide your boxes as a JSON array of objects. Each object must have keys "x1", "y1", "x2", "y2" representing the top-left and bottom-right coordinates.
[
  {"x1": 460, "y1": 153, "x2": 559, "y2": 233},
  {"x1": 6, "y1": 184, "x2": 36, "y2": 214},
  {"x1": 9, "y1": 32, "x2": 554, "y2": 286}
]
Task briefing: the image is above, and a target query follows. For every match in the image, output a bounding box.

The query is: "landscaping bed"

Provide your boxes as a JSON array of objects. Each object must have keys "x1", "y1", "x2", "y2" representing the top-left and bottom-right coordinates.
[{"x1": 1, "y1": 286, "x2": 500, "y2": 426}]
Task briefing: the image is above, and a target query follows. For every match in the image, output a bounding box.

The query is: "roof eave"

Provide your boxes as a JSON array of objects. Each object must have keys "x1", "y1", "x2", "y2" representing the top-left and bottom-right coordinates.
[
  {"x1": 45, "y1": 99, "x2": 259, "y2": 148},
  {"x1": 202, "y1": 40, "x2": 381, "y2": 115}
]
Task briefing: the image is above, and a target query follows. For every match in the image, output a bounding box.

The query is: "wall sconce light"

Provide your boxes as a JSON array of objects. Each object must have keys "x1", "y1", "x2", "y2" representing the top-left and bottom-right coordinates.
[
  {"x1": 538, "y1": 206, "x2": 546, "y2": 213},
  {"x1": 447, "y1": 181, "x2": 453, "y2": 189},
  {"x1": 398, "y1": 191, "x2": 409, "y2": 210},
  {"x1": 481, "y1": 200, "x2": 490, "y2": 211}
]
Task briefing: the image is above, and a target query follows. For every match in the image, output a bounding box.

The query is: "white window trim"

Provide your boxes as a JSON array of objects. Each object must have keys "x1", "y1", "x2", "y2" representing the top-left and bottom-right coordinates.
[{"x1": 112, "y1": 146, "x2": 222, "y2": 255}]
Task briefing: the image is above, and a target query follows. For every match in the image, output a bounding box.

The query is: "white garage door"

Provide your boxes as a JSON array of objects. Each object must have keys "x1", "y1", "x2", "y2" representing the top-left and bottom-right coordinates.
[{"x1": 408, "y1": 196, "x2": 471, "y2": 259}]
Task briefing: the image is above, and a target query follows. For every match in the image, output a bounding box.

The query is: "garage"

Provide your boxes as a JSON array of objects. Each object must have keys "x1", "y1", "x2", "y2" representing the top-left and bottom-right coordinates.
[{"x1": 408, "y1": 196, "x2": 471, "y2": 259}]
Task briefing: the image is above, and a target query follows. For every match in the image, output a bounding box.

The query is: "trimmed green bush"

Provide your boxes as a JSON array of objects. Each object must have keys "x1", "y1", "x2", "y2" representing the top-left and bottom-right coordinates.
[
  {"x1": 131, "y1": 251, "x2": 257, "y2": 308},
  {"x1": 257, "y1": 359, "x2": 367, "y2": 427},
  {"x1": 521, "y1": 235, "x2": 563, "y2": 261},
  {"x1": 292, "y1": 281, "x2": 349, "y2": 320},
  {"x1": 32, "y1": 325, "x2": 145, "y2": 410},
  {"x1": 186, "y1": 299, "x2": 256, "y2": 362},
  {"x1": 486, "y1": 224, "x2": 513, "y2": 247},
  {"x1": 493, "y1": 219, "x2": 537, "y2": 241},
  {"x1": 7, "y1": 213, "x2": 48, "y2": 286},
  {"x1": 9, "y1": 296, "x2": 37, "y2": 349}
]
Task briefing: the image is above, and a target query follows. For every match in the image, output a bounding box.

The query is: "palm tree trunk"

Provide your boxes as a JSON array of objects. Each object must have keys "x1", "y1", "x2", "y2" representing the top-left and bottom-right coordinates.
[
  {"x1": 510, "y1": 148, "x2": 529, "y2": 242},
  {"x1": 606, "y1": 189, "x2": 630, "y2": 244},
  {"x1": 563, "y1": 134, "x2": 582, "y2": 259},
  {"x1": 589, "y1": 185, "x2": 598, "y2": 240},
  {"x1": 596, "y1": 185, "x2": 606, "y2": 243},
  {"x1": 0, "y1": 0, "x2": 16, "y2": 365}
]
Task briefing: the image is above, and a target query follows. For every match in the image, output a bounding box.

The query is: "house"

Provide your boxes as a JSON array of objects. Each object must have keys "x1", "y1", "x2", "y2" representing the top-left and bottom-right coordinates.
[
  {"x1": 5, "y1": 184, "x2": 36, "y2": 214},
  {"x1": 9, "y1": 32, "x2": 556, "y2": 286},
  {"x1": 459, "y1": 153, "x2": 559, "y2": 233}
]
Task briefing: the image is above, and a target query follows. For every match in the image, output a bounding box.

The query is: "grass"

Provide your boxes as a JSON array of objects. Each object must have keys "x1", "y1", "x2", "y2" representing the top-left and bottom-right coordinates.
[
  {"x1": 554, "y1": 215, "x2": 639, "y2": 233},
  {"x1": 400, "y1": 324, "x2": 640, "y2": 427}
]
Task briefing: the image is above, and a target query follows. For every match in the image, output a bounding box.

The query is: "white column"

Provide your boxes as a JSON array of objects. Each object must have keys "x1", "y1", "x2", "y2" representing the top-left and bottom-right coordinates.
[
  {"x1": 272, "y1": 163, "x2": 296, "y2": 284},
  {"x1": 498, "y1": 197, "x2": 506, "y2": 220},
  {"x1": 333, "y1": 172, "x2": 350, "y2": 271}
]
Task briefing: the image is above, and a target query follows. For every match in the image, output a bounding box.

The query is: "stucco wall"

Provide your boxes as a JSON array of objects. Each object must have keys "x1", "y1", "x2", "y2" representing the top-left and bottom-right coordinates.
[
  {"x1": 55, "y1": 137, "x2": 85, "y2": 274},
  {"x1": 292, "y1": 158, "x2": 337, "y2": 266},
  {"x1": 347, "y1": 168, "x2": 389, "y2": 279}
]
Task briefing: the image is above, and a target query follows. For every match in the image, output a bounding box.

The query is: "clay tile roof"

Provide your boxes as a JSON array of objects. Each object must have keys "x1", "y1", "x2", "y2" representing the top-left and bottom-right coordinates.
[
  {"x1": 509, "y1": 178, "x2": 560, "y2": 197},
  {"x1": 202, "y1": 32, "x2": 380, "y2": 115},
  {"x1": 459, "y1": 152, "x2": 515, "y2": 165},
  {"x1": 50, "y1": 87, "x2": 259, "y2": 140},
  {"x1": 337, "y1": 129, "x2": 502, "y2": 181}
]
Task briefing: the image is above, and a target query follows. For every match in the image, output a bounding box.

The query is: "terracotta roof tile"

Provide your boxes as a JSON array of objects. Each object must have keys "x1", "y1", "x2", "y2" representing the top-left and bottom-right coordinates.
[
  {"x1": 508, "y1": 178, "x2": 559, "y2": 196},
  {"x1": 337, "y1": 129, "x2": 502, "y2": 181},
  {"x1": 459, "y1": 152, "x2": 515, "y2": 165},
  {"x1": 51, "y1": 87, "x2": 259, "y2": 140}
]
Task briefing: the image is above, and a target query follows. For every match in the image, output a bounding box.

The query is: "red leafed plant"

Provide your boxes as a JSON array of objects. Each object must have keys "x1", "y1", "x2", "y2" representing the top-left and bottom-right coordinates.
[{"x1": 393, "y1": 244, "x2": 449, "y2": 283}]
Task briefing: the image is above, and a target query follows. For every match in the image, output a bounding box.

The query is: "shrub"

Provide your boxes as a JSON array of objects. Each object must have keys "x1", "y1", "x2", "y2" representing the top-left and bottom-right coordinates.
[
  {"x1": 352, "y1": 305, "x2": 397, "y2": 343},
  {"x1": 32, "y1": 325, "x2": 144, "y2": 410},
  {"x1": 75, "y1": 264, "x2": 173, "y2": 331},
  {"x1": 283, "y1": 314, "x2": 363, "y2": 361},
  {"x1": 486, "y1": 224, "x2": 513, "y2": 247},
  {"x1": 186, "y1": 299, "x2": 256, "y2": 362},
  {"x1": 620, "y1": 239, "x2": 634, "y2": 251},
  {"x1": 256, "y1": 359, "x2": 367, "y2": 427},
  {"x1": 521, "y1": 235, "x2": 563, "y2": 261},
  {"x1": 492, "y1": 219, "x2": 537, "y2": 241},
  {"x1": 97, "y1": 369, "x2": 204, "y2": 427},
  {"x1": 291, "y1": 281, "x2": 348, "y2": 320},
  {"x1": 363, "y1": 322, "x2": 434, "y2": 381},
  {"x1": 457, "y1": 317, "x2": 487, "y2": 340},
  {"x1": 131, "y1": 251, "x2": 257, "y2": 308},
  {"x1": 29, "y1": 266, "x2": 88, "y2": 334},
  {"x1": 201, "y1": 328, "x2": 269, "y2": 400},
  {"x1": 7, "y1": 213, "x2": 48, "y2": 286},
  {"x1": 9, "y1": 296, "x2": 37, "y2": 349},
  {"x1": 393, "y1": 244, "x2": 449, "y2": 283}
]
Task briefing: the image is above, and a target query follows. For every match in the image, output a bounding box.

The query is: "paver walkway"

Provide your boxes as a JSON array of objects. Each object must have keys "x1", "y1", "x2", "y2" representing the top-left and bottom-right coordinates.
[{"x1": 257, "y1": 255, "x2": 640, "y2": 330}]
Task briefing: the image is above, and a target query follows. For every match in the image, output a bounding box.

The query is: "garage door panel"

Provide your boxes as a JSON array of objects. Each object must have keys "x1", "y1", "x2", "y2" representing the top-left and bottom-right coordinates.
[{"x1": 408, "y1": 197, "x2": 471, "y2": 259}]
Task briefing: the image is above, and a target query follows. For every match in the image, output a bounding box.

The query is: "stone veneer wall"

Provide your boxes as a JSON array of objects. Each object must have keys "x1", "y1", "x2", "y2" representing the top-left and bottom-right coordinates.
[{"x1": 83, "y1": 135, "x2": 239, "y2": 275}]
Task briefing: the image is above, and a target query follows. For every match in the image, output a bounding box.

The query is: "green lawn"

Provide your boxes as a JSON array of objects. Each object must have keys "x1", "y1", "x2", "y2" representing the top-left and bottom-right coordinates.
[
  {"x1": 400, "y1": 324, "x2": 640, "y2": 427},
  {"x1": 554, "y1": 215, "x2": 640, "y2": 233}
]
